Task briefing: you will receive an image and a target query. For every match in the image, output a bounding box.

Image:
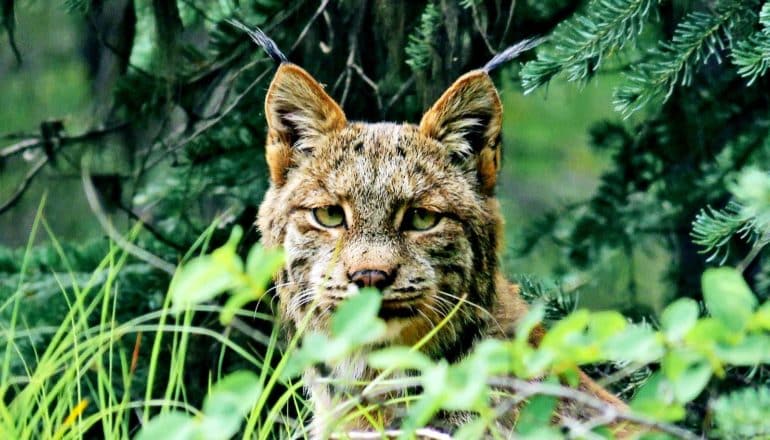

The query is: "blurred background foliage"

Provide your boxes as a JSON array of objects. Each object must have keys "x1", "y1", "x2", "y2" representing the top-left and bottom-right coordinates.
[
  {"x1": 0, "y1": 1, "x2": 655, "y2": 313},
  {"x1": 2, "y1": 0, "x2": 770, "y2": 436}
]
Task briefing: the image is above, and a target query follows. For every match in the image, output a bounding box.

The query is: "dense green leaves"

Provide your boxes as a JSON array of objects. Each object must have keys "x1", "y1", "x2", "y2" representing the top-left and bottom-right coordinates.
[
  {"x1": 169, "y1": 226, "x2": 283, "y2": 324},
  {"x1": 702, "y1": 267, "x2": 757, "y2": 332},
  {"x1": 136, "y1": 372, "x2": 262, "y2": 440},
  {"x1": 522, "y1": 0, "x2": 656, "y2": 92}
]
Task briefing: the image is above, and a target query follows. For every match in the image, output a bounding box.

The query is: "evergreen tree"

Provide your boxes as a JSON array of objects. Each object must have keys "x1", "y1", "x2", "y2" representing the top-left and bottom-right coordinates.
[{"x1": 2, "y1": 0, "x2": 770, "y2": 437}]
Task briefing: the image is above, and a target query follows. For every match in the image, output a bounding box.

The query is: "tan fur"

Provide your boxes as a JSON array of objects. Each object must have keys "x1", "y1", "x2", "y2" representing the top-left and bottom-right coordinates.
[{"x1": 257, "y1": 63, "x2": 628, "y2": 437}]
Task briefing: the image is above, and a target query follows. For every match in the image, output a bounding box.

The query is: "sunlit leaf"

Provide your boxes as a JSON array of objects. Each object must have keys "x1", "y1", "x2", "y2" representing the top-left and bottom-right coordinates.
[
  {"x1": 661, "y1": 298, "x2": 699, "y2": 341},
  {"x1": 702, "y1": 267, "x2": 757, "y2": 332},
  {"x1": 330, "y1": 288, "x2": 386, "y2": 345},
  {"x1": 134, "y1": 412, "x2": 197, "y2": 440},
  {"x1": 368, "y1": 347, "x2": 433, "y2": 371}
]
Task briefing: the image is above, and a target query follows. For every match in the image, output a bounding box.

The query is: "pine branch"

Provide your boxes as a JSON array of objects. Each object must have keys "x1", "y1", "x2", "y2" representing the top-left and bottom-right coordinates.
[
  {"x1": 731, "y1": 2, "x2": 770, "y2": 85},
  {"x1": 614, "y1": 1, "x2": 755, "y2": 117},
  {"x1": 691, "y1": 202, "x2": 755, "y2": 264},
  {"x1": 405, "y1": 2, "x2": 441, "y2": 71},
  {"x1": 1, "y1": 0, "x2": 21, "y2": 65},
  {"x1": 521, "y1": 0, "x2": 657, "y2": 93},
  {"x1": 712, "y1": 387, "x2": 770, "y2": 438}
]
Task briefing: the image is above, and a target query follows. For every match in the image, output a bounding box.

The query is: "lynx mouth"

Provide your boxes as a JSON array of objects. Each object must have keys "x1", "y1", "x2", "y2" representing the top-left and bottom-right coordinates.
[
  {"x1": 379, "y1": 295, "x2": 423, "y2": 320},
  {"x1": 324, "y1": 292, "x2": 424, "y2": 320}
]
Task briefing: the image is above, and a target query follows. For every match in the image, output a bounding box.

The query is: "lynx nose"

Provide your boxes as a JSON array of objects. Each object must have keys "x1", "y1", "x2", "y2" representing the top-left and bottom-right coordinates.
[{"x1": 349, "y1": 269, "x2": 394, "y2": 290}]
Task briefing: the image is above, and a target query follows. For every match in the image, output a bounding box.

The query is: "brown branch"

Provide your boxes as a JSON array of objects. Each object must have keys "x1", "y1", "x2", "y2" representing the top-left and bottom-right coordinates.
[
  {"x1": 498, "y1": 0, "x2": 516, "y2": 50},
  {"x1": 350, "y1": 63, "x2": 383, "y2": 117},
  {"x1": 82, "y1": 166, "x2": 176, "y2": 275},
  {"x1": 487, "y1": 377, "x2": 699, "y2": 440},
  {"x1": 467, "y1": 1, "x2": 496, "y2": 55},
  {"x1": 383, "y1": 75, "x2": 416, "y2": 114},
  {"x1": 0, "y1": 138, "x2": 41, "y2": 159},
  {"x1": 0, "y1": 156, "x2": 48, "y2": 215},
  {"x1": 1, "y1": 123, "x2": 129, "y2": 160},
  {"x1": 288, "y1": 0, "x2": 331, "y2": 54},
  {"x1": 332, "y1": 428, "x2": 451, "y2": 440},
  {"x1": 114, "y1": 201, "x2": 187, "y2": 252}
]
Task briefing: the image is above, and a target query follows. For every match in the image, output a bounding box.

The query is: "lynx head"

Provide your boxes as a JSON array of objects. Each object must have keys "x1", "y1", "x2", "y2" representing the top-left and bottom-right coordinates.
[{"x1": 257, "y1": 63, "x2": 504, "y2": 357}]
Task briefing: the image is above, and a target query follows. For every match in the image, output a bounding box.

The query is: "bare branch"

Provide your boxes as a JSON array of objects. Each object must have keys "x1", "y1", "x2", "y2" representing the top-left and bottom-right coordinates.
[
  {"x1": 0, "y1": 157, "x2": 48, "y2": 215},
  {"x1": 81, "y1": 166, "x2": 176, "y2": 275},
  {"x1": 289, "y1": 0, "x2": 331, "y2": 54},
  {"x1": 350, "y1": 63, "x2": 383, "y2": 116},
  {"x1": 1, "y1": 123, "x2": 128, "y2": 160},
  {"x1": 384, "y1": 75, "x2": 416, "y2": 114},
  {"x1": 498, "y1": 0, "x2": 516, "y2": 50},
  {"x1": 488, "y1": 377, "x2": 699, "y2": 440},
  {"x1": 332, "y1": 428, "x2": 452, "y2": 440},
  {"x1": 0, "y1": 138, "x2": 41, "y2": 159}
]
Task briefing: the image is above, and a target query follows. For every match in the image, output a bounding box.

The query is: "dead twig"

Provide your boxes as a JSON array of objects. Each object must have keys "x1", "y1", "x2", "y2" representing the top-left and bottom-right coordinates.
[
  {"x1": 488, "y1": 377, "x2": 699, "y2": 440},
  {"x1": 81, "y1": 165, "x2": 176, "y2": 275},
  {"x1": 331, "y1": 428, "x2": 451, "y2": 440},
  {"x1": 289, "y1": 0, "x2": 331, "y2": 54},
  {"x1": 0, "y1": 157, "x2": 49, "y2": 215},
  {"x1": 350, "y1": 64, "x2": 383, "y2": 116},
  {"x1": 383, "y1": 75, "x2": 416, "y2": 114}
]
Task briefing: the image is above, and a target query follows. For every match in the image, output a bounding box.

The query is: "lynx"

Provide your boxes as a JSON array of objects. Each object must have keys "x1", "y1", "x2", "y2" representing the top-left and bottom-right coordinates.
[{"x1": 256, "y1": 61, "x2": 627, "y2": 436}]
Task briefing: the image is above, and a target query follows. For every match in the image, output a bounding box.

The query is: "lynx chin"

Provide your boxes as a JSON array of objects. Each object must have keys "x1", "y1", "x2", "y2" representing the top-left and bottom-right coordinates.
[{"x1": 256, "y1": 62, "x2": 627, "y2": 436}]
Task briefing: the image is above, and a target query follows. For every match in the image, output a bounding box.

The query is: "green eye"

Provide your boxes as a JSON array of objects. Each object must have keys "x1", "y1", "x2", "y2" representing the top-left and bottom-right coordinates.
[
  {"x1": 312, "y1": 206, "x2": 345, "y2": 228},
  {"x1": 403, "y1": 208, "x2": 441, "y2": 231}
]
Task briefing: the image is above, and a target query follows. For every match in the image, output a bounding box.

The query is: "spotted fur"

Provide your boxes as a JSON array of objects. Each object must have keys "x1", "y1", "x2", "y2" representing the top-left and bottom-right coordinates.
[{"x1": 257, "y1": 63, "x2": 627, "y2": 437}]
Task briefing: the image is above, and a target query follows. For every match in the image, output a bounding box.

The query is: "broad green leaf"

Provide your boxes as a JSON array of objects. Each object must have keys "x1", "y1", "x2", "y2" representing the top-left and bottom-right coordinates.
[
  {"x1": 638, "y1": 434, "x2": 678, "y2": 440},
  {"x1": 203, "y1": 371, "x2": 262, "y2": 416},
  {"x1": 684, "y1": 318, "x2": 733, "y2": 347},
  {"x1": 467, "y1": 339, "x2": 512, "y2": 376},
  {"x1": 660, "y1": 298, "x2": 699, "y2": 341},
  {"x1": 630, "y1": 373, "x2": 685, "y2": 422},
  {"x1": 521, "y1": 347, "x2": 555, "y2": 378},
  {"x1": 399, "y1": 394, "x2": 443, "y2": 440},
  {"x1": 453, "y1": 417, "x2": 488, "y2": 440},
  {"x1": 330, "y1": 289, "x2": 386, "y2": 345},
  {"x1": 170, "y1": 255, "x2": 239, "y2": 311},
  {"x1": 201, "y1": 372, "x2": 262, "y2": 439},
  {"x1": 219, "y1": 287, "x2": 257, "y2": 325},
  {"x1": 420, "y1": 362, "x2": 450, "y2": 398},
  {"x1": 170, "y1": 227, "x2": 245, "y2": 311},
  {"x1": 702, "y1": 267, "x2": 757, "y2": 332},
  {"x1": 541, "y1": 309, "x2": 590, "y2": 348},
  {"x1": 516, "y1": 389, "x2": 558, "y2": 435},
  {"x1": 280, "y1": 332, "x2": 342, "y2": 380},
  {"x1": 440, "y1": 363, "x2": 489, "y2": 411},
  {"x1": 516, "y1": 427, "x2": 563, "y2": 440},
  {"x1": 602, "y1": 325, "x2": 664, "y2": 363},
  {"x1": 245, "y1": 245, "x2": 284, "y2": 293},
  {"x1": 587, "y1": 311, "x2": 627, "y2": 340},
  {"x1": 368, "y1": 347, "x2": 433, "y2": 371},
  {"x1": 750, "y1": 301, "x2": 770, "y2": 330},
  {"x1": 134, "y1": 411, "x2": 198, "y2": 440},
  {"x1": 715, "y1": 334, "x2": 770, "y2": 365},
  {"x1": 662, "y1": 354, "x2": 711, "y2": 403}
]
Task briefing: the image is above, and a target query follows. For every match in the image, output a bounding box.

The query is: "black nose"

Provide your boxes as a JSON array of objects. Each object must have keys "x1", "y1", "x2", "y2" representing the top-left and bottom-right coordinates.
[{"x1": 349, "y1": 269, "x2": 394, "y2": 290}]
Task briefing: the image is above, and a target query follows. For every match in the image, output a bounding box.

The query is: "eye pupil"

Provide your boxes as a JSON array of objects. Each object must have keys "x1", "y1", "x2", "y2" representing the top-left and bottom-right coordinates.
[
  {"x1": 404, "y1": 208, "x2": 440, "y2": 231},
  {"x1": 312, "y1": 206, "x2": 345, "y2": 228}
]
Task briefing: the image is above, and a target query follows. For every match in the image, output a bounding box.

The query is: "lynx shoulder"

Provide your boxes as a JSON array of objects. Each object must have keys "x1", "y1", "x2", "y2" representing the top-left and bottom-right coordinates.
[{"x1": 256, "y1": 63, "x2": 626, "y2": 436}]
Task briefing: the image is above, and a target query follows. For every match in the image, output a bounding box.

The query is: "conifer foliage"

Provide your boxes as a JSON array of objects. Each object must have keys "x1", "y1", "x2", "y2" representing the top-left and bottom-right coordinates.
[{"x1": 2, "y1": 0, "x2": 770, "y2": 438}]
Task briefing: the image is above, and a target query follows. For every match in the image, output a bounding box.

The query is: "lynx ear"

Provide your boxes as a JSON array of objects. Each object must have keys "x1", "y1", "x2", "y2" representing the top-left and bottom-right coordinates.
[
  {"x1": 264, "y1": 63, "x2": 346, "y2": 185},
  {"x1": 419, "y1": 70, "x2": 503, "y2": 195}
]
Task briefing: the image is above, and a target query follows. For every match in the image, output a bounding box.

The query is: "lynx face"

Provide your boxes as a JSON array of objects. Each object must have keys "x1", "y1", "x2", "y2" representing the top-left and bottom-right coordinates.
[{"x1": 258, "y1": 64, "x2": 505, "y2": 357}]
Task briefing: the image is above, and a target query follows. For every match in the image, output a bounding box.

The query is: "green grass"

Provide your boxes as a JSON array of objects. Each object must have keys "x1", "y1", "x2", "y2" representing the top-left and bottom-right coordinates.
[{"x1": 0, "y1": 203, "x2": 304, "y2": 439}]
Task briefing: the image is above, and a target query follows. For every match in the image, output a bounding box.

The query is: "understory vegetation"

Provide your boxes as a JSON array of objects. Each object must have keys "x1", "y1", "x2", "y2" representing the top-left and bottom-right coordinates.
[{"x1": 2, "y1": 0, "x2": 770, "y2": 438}]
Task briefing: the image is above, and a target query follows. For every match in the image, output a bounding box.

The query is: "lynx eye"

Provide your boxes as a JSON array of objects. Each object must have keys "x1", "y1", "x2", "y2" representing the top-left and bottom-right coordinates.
[
  {"x1": 312, "y1": 205, "x2": 346, "y2": 228},
  {"x1": 402, "y1": 208, "x2": 441, "y2": 231}
]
